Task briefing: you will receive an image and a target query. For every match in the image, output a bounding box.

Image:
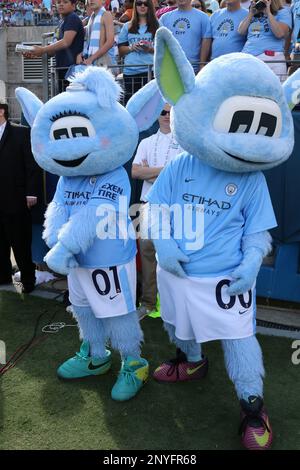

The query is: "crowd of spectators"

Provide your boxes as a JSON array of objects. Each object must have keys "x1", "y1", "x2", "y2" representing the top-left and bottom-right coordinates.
[
  {"x1": 0, "y1": 0, "x2": 227, "y2": 27},
  {"x1": 2, "y1": 0, "x2": 298, "y2": 85},
  {"x1": 0, "y1": 0, "x2": 90, "y2": 26},
  {"x1": 0, "y1": 1, "x2": 55, "y2": 26}
]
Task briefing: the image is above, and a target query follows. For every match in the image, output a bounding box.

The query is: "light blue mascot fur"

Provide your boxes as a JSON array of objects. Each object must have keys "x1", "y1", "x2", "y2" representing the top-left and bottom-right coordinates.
[
  {"x1": 145, "y1": 28, "x2": 300, "y2": 449},
  {"x1": 15, "y1": 67, "x2": 165, "y2": 402}
]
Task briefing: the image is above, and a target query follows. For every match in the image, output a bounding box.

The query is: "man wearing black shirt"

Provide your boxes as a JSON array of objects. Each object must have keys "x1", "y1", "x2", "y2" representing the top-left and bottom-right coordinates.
[{"x1": 25, "y1": 0, "x2": 84, "y2": 92}]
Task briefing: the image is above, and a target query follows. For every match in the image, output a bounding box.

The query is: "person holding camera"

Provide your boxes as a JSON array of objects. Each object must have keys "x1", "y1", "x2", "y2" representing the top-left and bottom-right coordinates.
[
  {"x1": 238, "y1": 0, "x2": 292, "y2": 80},
  {"x1": 118, "y1": 0, "x2": 159, "y2": 103}
]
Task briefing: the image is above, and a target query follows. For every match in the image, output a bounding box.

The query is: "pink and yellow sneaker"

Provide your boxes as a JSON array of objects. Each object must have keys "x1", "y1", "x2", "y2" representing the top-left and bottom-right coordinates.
[
  {"x1": 239, "y1": 396, "x2": 273, "y2": 450},
  {"x1": 153, "y1": 348, "x2": 208, "y2": 383}
]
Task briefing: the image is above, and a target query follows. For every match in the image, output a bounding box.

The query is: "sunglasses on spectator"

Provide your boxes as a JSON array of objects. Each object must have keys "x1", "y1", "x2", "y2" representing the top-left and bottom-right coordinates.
[
  {"x1": 136, "y1": 1, "x2": 149, "y2": 5},
  {"x1": 192, "y1": 4, "x2": 202, "y2": 8},
  {"x1": 160, "y1": 110, "x2": 171, "y2": 116}
]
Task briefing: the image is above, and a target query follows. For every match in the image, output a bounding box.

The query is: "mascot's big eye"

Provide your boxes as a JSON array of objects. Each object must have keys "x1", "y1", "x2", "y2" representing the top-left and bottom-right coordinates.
[
  {"x1": 214, "y1": 96, "x2": 282, "y2": 138},
  {"x1": 50, "y1": 115, "x2": 96, "y2": 140},
  {"x1": 53, "y1": 128, "x2": 69, "y2": 140},
  {"x1": 256, "y1": 113, "x2": 277, "y2": 137},
  {"x1": 71, "y1": 127, "x2": 89, "y2": 137},
  {"x1": 229, "y1": 111, "x2": 254, "y2": 133}
]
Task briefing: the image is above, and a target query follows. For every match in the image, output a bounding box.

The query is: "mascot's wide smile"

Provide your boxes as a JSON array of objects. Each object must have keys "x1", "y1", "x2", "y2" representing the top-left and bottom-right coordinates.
[
  {"x1": 223, "y1": 150, "x2": 267, "y2": 165},
  {"x1": 53, "y1": 154, "x2": 89, "y2": 167}
]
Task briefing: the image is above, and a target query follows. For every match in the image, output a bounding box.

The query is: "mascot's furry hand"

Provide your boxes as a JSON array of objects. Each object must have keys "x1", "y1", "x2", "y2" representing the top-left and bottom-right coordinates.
[
  {"x1": 43, "y1": 202, "x2": 68, "y2": 249},
  {"x1": 44, "y1": 232, "x2": 58, "y2": 250},
  {"x1": 227, "y1": 247, "x2": 263, "y2": 295},
  {"x1": 44, "y1": 242, "x2": 78, "y2": 275},
  {"x1": 153, "y1": 238, "x2": 189, "y2": 278}
]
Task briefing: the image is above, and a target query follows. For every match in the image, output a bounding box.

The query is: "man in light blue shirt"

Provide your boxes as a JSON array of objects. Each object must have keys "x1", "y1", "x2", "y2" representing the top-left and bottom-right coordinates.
[
  {"x1": 210, "y1": 0, "x2": 248, "y2": 59},
  {"x1": 160, "y1": 0, "x2": 212, "y2": 72},
  {"x1": 23, "y1": 0, "x2": 34, "y2": 26}
]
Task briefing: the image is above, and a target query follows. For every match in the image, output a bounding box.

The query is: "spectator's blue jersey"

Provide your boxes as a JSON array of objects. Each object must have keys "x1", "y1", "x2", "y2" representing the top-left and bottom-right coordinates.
[
  {"x1": 23, "y1": 4, "x2": 34, "y2": 21},
  {"x1": 160, "y1": 8, "x2": 212, "y2": 69},
  {"x1": 53, "y1": 167, "x2": 136, "y2": 268},
  {"x1": 210, "y1": 7, "x2": 248, "y2": 59},
  {"x1": 242, "y1": 8, "x2": 292, "y2": 55},
  {"x1": 291, "y1": 1, "x2": 300, "y2": 50},
  {"x1": 118, "y1": 23, "x2": 154, "y2": 75},
  {"x1": 146, "y1": 154, "x2": 277, "y2": 277}
]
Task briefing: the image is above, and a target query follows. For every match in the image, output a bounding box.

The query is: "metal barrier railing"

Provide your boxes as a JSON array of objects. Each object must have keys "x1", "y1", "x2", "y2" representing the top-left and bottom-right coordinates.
[
  {"x1": 39, "y1": 32, "x2": 300, "y2": 99},
  {"x1": 47, "y1": 60, "x2": 295, "y2": 102},
  {"x1": 50, "y1": 63, "x2": 155, "y2": 104}
]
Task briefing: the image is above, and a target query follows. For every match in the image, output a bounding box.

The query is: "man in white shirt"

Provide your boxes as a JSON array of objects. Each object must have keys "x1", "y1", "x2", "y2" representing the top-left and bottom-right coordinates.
[{"x1": 131, "y1": 103, "x2": 183, "y2": 319}]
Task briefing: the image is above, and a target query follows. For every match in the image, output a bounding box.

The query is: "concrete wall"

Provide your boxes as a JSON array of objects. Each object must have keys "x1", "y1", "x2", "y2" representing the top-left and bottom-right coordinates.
[
  {"x1": 0, "y1": 28, "x2": 7, "y2": 84},
  {"x1": 0, "y1": 81, "x2": 6, "y2": 101},
  {"x1": 2, "y1": 26, "x2": 51, "y2": 120}
]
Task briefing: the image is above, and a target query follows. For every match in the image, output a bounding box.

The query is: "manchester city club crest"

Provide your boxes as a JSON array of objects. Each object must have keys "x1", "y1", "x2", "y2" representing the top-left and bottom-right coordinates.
[{"x1": 225, "y1": 183, "x2": 238, "y2": 196}]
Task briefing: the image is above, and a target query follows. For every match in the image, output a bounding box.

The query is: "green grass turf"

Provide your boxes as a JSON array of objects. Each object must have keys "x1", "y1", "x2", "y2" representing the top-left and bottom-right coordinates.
[{"x1": 0, "y1": 291, "x2": 299, "y2": 450}]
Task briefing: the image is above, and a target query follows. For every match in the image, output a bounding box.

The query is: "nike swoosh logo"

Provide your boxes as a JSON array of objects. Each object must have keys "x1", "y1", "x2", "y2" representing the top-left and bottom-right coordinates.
[
  {"x1": 109, "y1": 294, "x2": 119, "y2": 300},
  {"x1": 186, "y1": 362, "x2": 205, "y2": 375},
  {"x1": 185, "y1": 178, "x2": 195, "y2": 182},
  {"x1": 253, "y1": 419, "x2": 271, "y2": 448},
  {"x1": 88, "y1": 359, "x2": 110, "y2": 371},
  {"x1": 239, "y1": 310, "x2": 248, "y2": 315}
]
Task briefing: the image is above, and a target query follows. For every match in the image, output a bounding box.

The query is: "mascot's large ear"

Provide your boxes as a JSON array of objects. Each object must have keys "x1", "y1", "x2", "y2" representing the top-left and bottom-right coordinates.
[
  {"x1": 126, "y1": 79, "x2": 165, "y2": 132},
  {"x1": 154, "y1": 27, "x2": 195, "y2": 105},
  {"x1": 15, "y1": 87, "x2": 43, "y2": 127},
  {"x1": 282, "y1": 68, "x2": 300, "y2": 110}
]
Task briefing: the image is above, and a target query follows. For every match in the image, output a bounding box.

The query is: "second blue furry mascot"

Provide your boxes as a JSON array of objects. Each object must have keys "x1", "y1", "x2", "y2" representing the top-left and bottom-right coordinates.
[{"x1": 146, "y1": 27, "x2": 300, "y2": 449}]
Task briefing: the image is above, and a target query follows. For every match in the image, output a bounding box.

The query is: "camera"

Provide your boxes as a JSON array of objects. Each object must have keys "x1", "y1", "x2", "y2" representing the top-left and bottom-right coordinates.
[
  {"x1": 255, "y1": 0, "x2": 267, "y2": 11},
  {"x1": 138, "y1": 40, "x2": 151, "y2": 48}
]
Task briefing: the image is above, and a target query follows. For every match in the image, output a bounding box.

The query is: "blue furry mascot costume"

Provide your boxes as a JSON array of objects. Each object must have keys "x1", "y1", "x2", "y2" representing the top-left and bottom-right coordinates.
[
  {"x1": 145, "y1": 28, "x2": 300, "y2": 449},
  {"x1": 15, "y1": 67, "x2": 164, "y2": 402}
]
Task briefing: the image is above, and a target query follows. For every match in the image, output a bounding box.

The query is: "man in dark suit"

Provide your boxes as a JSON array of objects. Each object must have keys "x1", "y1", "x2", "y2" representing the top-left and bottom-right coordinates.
[{"x1": 0, "y1": 102, "x2": 42, "y2": 293}]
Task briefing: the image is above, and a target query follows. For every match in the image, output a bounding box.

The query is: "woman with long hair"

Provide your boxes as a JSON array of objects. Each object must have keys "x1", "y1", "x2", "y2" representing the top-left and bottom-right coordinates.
[
  {"x1": 238, "y1": 0, "x2": 292, "y2": 81},
  {"x1": 118, "y1": 0, "x2": 159, "y2": 103}
]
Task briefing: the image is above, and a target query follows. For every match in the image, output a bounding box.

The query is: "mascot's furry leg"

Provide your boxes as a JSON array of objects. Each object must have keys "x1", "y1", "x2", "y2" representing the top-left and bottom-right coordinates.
[
  {"x1": 57, "y1": 306, "x2": 112, "y2": 379},
  {"x1": 57, "y1": 307, "x2": 148, "y2": 401},
  {"x1": 222, "y1": 336, "x2": 272, "y2": 449},
  {"x1": 102, "y1": 312, "x2": 149, "y2": 401},
  {"x1": 222, "y1": 336, "x2": 264, "y2": 400},
  {"x1": 153, "y1": 322, "x2": 208, "y2": 382}
]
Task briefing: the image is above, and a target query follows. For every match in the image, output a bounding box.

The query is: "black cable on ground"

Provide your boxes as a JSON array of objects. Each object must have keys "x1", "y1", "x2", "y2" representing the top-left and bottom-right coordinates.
[{"x1": 0, "y1": 307, "x2": 61, "y2": 376}]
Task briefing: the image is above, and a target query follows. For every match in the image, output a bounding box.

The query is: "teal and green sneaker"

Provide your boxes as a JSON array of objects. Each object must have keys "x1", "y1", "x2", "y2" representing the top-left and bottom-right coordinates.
[
  {"x1": 57, "y1": 341, "x2": 112, "y2": 379},
  {"x1": 111, "y1": 356, "x2": 149, "y2": 401}
]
